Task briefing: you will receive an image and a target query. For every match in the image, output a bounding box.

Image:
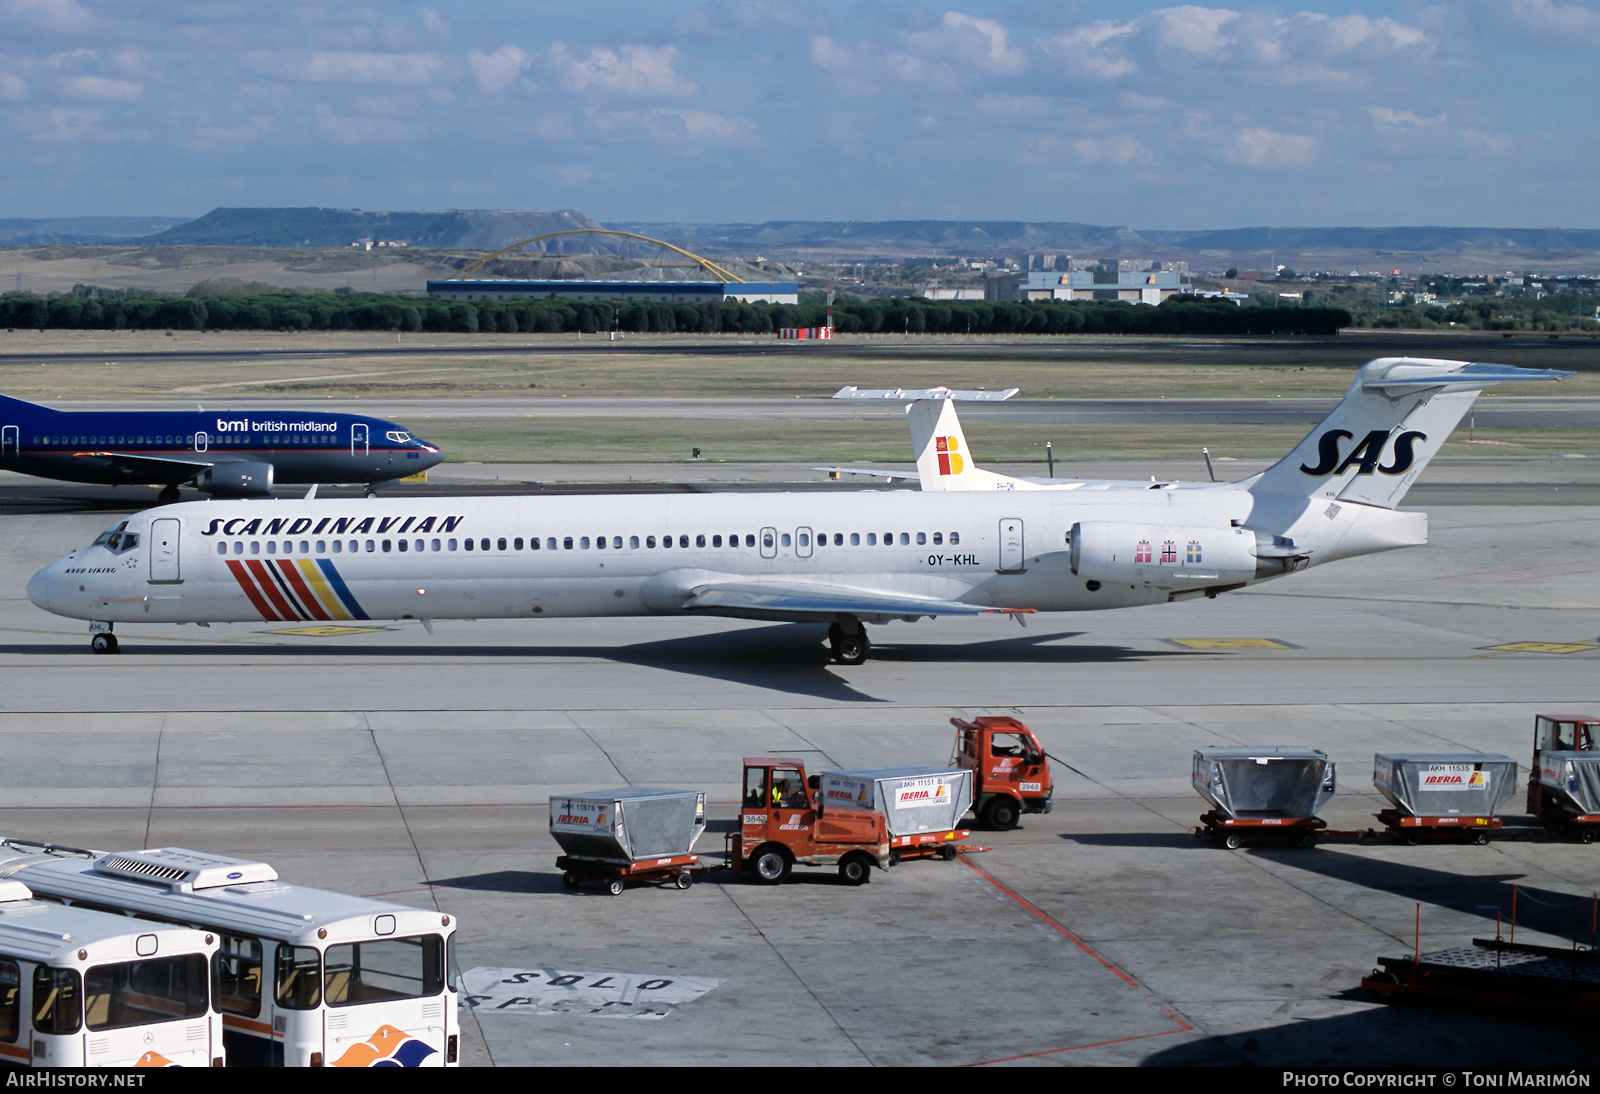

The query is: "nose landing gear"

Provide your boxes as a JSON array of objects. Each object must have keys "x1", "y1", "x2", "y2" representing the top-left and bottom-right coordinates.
[{"x1": 90, "y1": 630, "x2": 119, "y2": 654}]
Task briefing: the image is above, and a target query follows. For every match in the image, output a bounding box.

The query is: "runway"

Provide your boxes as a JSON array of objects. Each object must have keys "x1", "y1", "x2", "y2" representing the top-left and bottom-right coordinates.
[{"x1": 1, "y1": 455, "x2": 1598, "y2": 1066}]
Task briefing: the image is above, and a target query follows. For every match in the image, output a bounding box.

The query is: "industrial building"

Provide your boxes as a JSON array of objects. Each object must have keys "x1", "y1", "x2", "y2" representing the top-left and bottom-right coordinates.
[
  {"x1": 426, "y1": 280, "x2": 799, "y2": 305},
  {"x1": 987, "y1": 269, "x2": 1191, "y2": 305}
]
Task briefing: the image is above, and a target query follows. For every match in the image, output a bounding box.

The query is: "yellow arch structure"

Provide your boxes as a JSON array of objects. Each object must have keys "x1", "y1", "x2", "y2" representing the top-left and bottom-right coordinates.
[{"x1": 445, "y1": 229, "x2": 745, "y2": 283}]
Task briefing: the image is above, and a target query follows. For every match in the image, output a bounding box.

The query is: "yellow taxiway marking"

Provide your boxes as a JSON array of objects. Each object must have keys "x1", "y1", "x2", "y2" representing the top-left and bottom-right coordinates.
[
  {"x1": 261, "y1": 625, "x2": 395, "y2": 637},
  {"x1": 1482, "y1": 641, "x2": 1600, "y2": 655},
  {"x1": 1166, "y1": 638, "x2": 1297, "y2": 650}
]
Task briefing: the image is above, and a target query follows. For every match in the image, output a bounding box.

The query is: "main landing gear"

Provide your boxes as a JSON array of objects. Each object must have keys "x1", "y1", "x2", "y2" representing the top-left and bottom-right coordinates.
[
  {"x1": 157, "y1": 484, "x2": 181, "y2": 505},
  {"x1": 827, "y1": 619, "x2": 870, "y2": 665}
]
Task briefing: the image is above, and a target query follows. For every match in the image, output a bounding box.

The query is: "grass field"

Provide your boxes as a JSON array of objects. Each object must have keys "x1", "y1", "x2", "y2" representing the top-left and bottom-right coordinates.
[{"x1": 3, "y1": 329, "x2": 1595, "y2": 462}]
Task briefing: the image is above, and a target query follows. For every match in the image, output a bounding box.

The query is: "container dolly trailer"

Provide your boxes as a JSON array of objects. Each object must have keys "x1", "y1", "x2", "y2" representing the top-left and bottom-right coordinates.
[{"x1": 550, "y1": 789, "x2": 709, "y2": 895}]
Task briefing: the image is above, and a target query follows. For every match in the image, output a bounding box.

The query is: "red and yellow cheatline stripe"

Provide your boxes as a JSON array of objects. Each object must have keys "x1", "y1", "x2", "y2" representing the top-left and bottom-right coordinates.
[{"x1": 226, "y1": 559, "x2": 365, "y2": 622}]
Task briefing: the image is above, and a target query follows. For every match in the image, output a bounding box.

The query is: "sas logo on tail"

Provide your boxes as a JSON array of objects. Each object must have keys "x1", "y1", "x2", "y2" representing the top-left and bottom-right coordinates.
[
  {"x1": 332, "y1": 1024, "x2": 438, "y2": 1067},
  {"x1": 1299, "y1": 428, "x2": 1427, "y2": 478},
  {"x1": 934, "y1": 436, "x2": 964, "y2": 476}
]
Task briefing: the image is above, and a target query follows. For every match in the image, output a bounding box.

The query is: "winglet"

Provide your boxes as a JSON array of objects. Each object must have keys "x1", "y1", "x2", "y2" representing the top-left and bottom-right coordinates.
[{"x1": 304, "y1": 484, "x2": 319, "y2": 500}]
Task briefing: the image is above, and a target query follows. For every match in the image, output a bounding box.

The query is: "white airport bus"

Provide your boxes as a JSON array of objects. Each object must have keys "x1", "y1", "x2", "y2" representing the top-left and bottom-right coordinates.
[
  {"x1": 0, "y1": 843, "x2": 459, "y2": 1067},
  {"x1": 0, "y1": 878, "x2": 223, "y2": 1068}
]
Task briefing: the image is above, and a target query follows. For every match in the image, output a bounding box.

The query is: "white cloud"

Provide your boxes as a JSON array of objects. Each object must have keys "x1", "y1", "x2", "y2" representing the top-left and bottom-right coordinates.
[
  {"x1": 670, "y1": 0, "x2": 830, "y2": 43},
  {"x1": 418, "y1": 8, "x2": 450, "y2": 41},
  {"x1": 543, "y1": 43, "x2": 696, "y2": 98},
  {"x1": 60, "y1": 75, "x2": 141, "y2": 101},
  {"x1": 245, "y1": 51, "x2": 446, "y2": 85},
  {"x1": 311, "y1": 104, "x2": 417, "y2": 145},
  {"x1": 1070, "y1": 135, "x2": 1149, "y2": 166},
  {"x1": 1040, "y1": 5, "x2": 1435, "y2": 87},
  {"x1": 0, "y1": 71, "x2": 26, "y2": 100},
  {"x1": 2, "y1": 0, "x2": 93, "y2": 33},
  {"x1": 1442, "y1": 0, "x2": 1600, "y2": 50},
  {"x1": 467, "y1": 45, "x2": 532, "y2": 95},
  {"x1": 589, "y1": 105, "x2": 753, "y2": 144},
  {"x1": 1369, "y1": 107, "x2": 1446, "y2": 129},
  {"x1": 1207, "y1": 126, "x2": 1317, "y2": 167},
  {"x1": 904, "y1": 12, "x2": 1028, "y2": 76}
]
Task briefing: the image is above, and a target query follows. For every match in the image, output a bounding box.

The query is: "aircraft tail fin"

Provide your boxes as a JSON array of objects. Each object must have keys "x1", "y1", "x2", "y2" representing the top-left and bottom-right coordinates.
[
  {"x1": 833, "y1": 385, "x2": 1019, "y2": 492},
  {"x1": 0, "y1": 393, "x2": 52, "y2": 415},
  {"x1": 1245, "y1": 357, "x2": 1572, "y2": 508}
]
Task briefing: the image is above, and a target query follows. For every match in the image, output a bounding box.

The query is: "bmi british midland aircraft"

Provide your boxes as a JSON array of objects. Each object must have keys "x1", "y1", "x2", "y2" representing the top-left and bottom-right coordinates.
[
  {"x1": 0, "y1": 393, "x2": 443, "y2": 501},
  {"x1": 27, "y1": 357, "x2": 1568, "y2": 659}
]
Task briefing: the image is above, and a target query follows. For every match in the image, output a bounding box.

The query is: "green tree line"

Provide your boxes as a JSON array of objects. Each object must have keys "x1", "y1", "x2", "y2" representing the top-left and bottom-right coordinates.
[{"x1": 0, "y1": 287, "x2": 1351, "y2": 337}]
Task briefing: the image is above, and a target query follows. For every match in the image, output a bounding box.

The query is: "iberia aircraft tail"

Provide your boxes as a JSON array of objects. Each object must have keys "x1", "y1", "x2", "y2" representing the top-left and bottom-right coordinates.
[
  {"x1": 830, "y1": 385, "x2": 1034, "y2": 490},
  {"x1": 1242, "y1": 357, "x2": 1573, "y2": 509}
]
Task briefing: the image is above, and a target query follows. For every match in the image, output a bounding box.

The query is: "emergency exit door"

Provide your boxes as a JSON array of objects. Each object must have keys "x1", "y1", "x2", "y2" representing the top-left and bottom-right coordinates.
[{"x1": 998, "y1": 518, "x2": 1025, "y2": 573}]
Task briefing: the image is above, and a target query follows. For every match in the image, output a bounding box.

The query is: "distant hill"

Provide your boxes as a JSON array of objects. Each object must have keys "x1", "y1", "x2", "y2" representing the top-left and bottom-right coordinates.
[
  {"x1": 614, "y1": 219, "x2": 1142, "y2": 257},
  {"x1": 145, "y1": 207, "x2": 605, "y2": 249},
  {"x1": 0, "y1": 216, "x2": 189, "y2": 245},
  {"x1": 7, "y1": 209, "x2": 1600, "y2": 274},
  {"x1": 1141, "y1": 226, "x2": 1600, "y2": 252}
]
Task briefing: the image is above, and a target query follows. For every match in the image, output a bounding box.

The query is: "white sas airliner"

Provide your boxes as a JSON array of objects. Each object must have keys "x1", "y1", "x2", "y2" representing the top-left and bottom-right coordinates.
[{"x1": 27, "y1": 357, "x2": 1568, "y2": 662}]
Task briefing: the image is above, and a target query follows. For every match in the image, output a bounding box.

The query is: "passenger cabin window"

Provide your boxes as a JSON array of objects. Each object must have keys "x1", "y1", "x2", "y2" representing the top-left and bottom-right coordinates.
[
  {"x1": 274, "y1": 946, "x2": 321, "y2": 1010},
  {"x1": 32, "y1": 966, "x2": 80, "y2": 1035},
  {"x1": 201, "y1": 939, "x2": 262, "y2": 1015},
  {"x1": 0, "y1": 959, "x2": 17, "y2": 1042}
]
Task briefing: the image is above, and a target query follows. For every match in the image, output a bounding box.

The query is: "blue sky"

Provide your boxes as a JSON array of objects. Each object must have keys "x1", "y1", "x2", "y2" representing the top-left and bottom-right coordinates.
[{"x1": 3, "y1": 0, "x2": 1598, "y2": 228}]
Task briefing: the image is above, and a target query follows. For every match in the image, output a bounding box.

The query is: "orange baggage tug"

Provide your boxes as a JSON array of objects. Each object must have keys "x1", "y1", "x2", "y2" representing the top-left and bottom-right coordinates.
[{"x1": 732, "y1": 758, "x2": 892, "y2": 885}]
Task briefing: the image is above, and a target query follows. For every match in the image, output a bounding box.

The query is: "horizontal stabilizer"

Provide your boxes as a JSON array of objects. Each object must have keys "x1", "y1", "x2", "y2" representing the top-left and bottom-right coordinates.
[
  {"x1": 812, "y1": 465, "x2": 918, "y2": 481},
  {"x1": 833, "y1": 386, "x2": 1019, "y2": 402},
  {"x1": 1247, "y1": 357, "x2": 1572, "y2": 510},
  {"x1": 1362, "y1": 361, "x2": 1574, "y2": 391}
]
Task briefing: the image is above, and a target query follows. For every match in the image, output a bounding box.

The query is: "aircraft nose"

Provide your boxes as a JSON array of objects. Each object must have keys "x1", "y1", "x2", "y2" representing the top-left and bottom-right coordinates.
[{"x1": 26, "y1": 565, "x2": 56, "y2": 613}]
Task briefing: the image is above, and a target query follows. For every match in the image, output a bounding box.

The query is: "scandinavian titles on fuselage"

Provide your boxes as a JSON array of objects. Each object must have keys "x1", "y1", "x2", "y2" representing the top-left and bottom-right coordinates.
[{"x1": 200, "y1": 514, "x2": 467, "y2": 538}]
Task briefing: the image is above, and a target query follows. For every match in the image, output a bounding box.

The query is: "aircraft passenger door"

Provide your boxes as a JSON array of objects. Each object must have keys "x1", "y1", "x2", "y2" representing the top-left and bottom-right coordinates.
[
  {"x1": 998, "y1": 517, "x2": 1025, "y2": 573},
  {"x1": 759, "y1": 526, "x2": 778, "y2": 559},
  {"x1": 1, "y1": 425, "x2": 16, "y2": 459},
  {"x1": 149, "y1": 517, "x2": 182, "y2": 585},
  {"x1": 351, "y1": 423, "x2": 369, "y2": 456},
  {"x1": 795, "y1": 526, "x2": 813, "y2": 559}
]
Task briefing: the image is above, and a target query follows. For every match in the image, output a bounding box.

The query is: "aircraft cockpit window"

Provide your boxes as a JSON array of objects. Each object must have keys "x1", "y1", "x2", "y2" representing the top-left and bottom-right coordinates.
[
  {"x1": 385, "y1": 431, "x2": 412, "y2": 443},
  {"x1": 90, "y1": 523, "x2": 138, "y2": 555}
]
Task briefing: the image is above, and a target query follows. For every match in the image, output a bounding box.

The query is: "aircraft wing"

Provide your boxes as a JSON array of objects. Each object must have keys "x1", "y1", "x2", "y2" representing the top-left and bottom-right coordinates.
[
  {"x1": 666, "y1": 577, "x2": 1019, "y2": 622},
  {"x1": 71, "y1": 450, "x2": 214, "y2": 481}
]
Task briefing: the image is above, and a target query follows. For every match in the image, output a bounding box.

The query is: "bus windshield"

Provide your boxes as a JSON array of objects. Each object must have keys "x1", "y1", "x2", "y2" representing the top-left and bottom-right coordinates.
[
  {"x1": 85, "y1": 954, "x2": 209, "y2": 1030},
  {"x1": 324, "y1": 935, "x2": 444, "y2": 1007}
]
